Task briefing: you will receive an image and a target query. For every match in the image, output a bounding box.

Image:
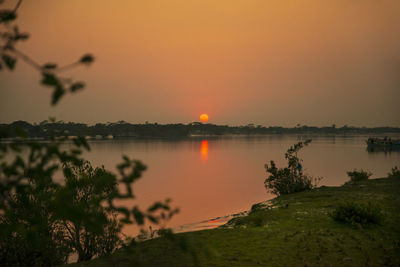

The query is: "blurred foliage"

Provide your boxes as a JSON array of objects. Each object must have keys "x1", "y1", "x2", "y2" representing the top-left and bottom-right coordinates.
[
  {"x1": 0, "y1": 1, "x2": 178, "y2": 265},
  {"x1": 0, "y1": 0, "x2": 93, "y2": 105},
  {"x1": 264, "y1": 140, "x2": 322, "y2": 195}
]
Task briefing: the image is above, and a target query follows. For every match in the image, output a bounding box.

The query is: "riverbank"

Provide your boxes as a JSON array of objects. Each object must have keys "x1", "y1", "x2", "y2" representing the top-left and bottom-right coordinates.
[{"x1": 72, "y1": 176, "x2": 400, "y2": 266}]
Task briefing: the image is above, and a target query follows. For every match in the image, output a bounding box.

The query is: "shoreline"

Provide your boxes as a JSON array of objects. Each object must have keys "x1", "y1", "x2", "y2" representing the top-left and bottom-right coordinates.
[{"x1": 71, "y1": 176, "x2": 400, "y2": 266}]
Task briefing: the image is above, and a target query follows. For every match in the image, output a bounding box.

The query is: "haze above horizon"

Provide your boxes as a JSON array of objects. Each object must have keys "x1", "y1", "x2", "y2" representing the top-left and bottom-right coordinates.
[{"x1": 1, "y1": 0, "x2": 400, "y2": 127}]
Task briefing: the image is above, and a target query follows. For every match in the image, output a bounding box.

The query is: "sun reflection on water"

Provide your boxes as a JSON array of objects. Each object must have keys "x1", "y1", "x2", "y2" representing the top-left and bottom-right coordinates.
[{"x1": 200, "y1": 140, "x2": 208, "y2": 162}]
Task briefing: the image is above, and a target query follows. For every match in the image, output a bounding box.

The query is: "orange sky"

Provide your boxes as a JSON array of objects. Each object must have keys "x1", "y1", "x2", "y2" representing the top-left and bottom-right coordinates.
[{"x1": 1, "y1": 0, "x2": 400, "y2": 126}]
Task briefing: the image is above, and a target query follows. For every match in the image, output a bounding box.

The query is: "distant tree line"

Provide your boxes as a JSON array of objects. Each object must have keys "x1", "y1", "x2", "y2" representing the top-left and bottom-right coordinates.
[{"x1": 1, "y1": 121, "x2": 400, "y2": 139}]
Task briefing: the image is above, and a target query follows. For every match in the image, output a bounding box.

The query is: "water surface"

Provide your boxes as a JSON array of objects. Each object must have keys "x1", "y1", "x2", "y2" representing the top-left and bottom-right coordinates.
[{"x1": 79, "y1": 134, "x2": 400, "y2": 235}]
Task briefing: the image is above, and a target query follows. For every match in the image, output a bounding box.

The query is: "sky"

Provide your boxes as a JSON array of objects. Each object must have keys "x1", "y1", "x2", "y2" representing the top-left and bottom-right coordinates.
[{"x1": 1, "y1": 0, "x2": 400, "y2": 127}]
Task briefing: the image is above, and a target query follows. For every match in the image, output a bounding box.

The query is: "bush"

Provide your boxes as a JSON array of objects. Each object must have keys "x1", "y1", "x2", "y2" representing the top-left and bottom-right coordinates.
[
  {"x1": 56, "y1": 162, "x2": 123, "y2": 262},
  {"x1": 388, "y1": 166, "x2": 400, "y2": 178},
  {"x1": 346, "y1": 169, "x2": 372, "y2": 183},
  {"x1": 264, "y1": 140, "x2": 321, "y2": 195},
  {"x1": 0, "y1": 204, "x2": 70, "y2": 266},
  {"x1": 0, "y1": 148, "x2": 179, "y2": 264},
  {"x1": 330, "y1": 201, "x2": 383, "y2": 226}
]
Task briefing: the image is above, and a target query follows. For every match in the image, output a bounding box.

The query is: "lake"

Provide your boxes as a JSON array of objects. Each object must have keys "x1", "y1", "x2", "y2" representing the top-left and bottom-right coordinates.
[{"x1": 77, "y1": 134, "x2": 400, "y2": 236}]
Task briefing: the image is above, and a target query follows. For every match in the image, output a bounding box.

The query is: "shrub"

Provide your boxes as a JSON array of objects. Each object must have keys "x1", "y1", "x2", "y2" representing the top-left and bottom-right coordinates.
[
  {"x1": 346, "y1": 169, "x2": 372, "y2": 183},
  {"x1": 330, "y1": 201, "x2": 383, "y2": 226},
  {"x1": 388, "y1": 166, "x2": 400, "y2": 178},
  {"x1": 264, "y1": 140, "x2": 321, "y2": 195},
  {"x1": 56, "y1": 162, "x2": 122, "y2": 262},
  {"x1": 0, "y1": 202, "x2": 70, "y2": 266}
]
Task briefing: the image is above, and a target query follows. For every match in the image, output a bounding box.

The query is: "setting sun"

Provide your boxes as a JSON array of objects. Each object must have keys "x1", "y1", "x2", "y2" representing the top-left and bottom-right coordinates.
[{"x1": 200, "y1": 114, "x2": 209, "y2": 123}]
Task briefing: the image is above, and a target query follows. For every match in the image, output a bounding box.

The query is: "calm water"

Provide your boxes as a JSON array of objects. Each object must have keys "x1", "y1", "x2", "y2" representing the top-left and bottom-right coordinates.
[{"x1": 77, "y1": 134, "x2": 400, "y2": 236}]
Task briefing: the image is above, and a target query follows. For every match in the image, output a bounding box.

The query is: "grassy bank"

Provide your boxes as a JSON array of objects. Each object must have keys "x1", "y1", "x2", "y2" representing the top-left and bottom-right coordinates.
[{"x1": 73, "y1": 177, "x2": 400, "y2": 266}]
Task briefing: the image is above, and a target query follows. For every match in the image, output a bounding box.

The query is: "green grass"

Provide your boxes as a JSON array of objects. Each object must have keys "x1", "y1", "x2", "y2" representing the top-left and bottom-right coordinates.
[{"x1": 72, "y1": 177, "x2": 400, "y2": 266}]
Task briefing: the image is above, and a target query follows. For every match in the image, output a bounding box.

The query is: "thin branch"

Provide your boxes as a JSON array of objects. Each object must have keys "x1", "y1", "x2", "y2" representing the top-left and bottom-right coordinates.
[
  {"x1": 13, "y1": 0, "x2": 23, "y2": 13},
  {"x1": 4, "y1": 46, "x2": 84, "y2": 74},
  {"x1": 11, "y1": 47, "x2": 42, "y2": 70},
  {"x1": 54, "y1": 61, "x2": 80, "y2": 73}
]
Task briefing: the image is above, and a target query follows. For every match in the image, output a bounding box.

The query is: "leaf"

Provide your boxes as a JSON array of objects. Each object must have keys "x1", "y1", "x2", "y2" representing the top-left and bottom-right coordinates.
[
  {"x1": 80, "y1": 137, "x2": 90, "y2": 151},
  {"x1": 13, "y1": 27, "x2": 29, "y2": 41},
  {"x1": 51, "y1": 86, "x2": 65, "y2": 105},
  {"x1": 63, "y1": 166, "x2": 72, "y2": 178},
  {"x1": 147, "y1": 215, "x2": 158, "y2": 224},
  {"x1": 43, "y1": 63, "x2": 57, "y2": 69},
  {"x1": 74, "y1": 136, "x2": 90, "y2": 151},
  {"x1": 70, "y1": 82, "x2": 85, "y2": 92},
  {"x1": 132, "y1": 206, "x2": 144, "y2": 225},
  {"x1": 71, "y1": 149, "x2": 82, "y2": 155},
  {"x1": 15, "y1": 33, "x2": 29, "y2": 41},
  {"x1": 41, "y1": 73, "x2": 60, "y2": 87},
  {"x1": 0, "y1": 10, "x2": 16, "y2": 23},
  {"x1": 2, "y1": 54, "x2": 16, "y2": 70},
  {"x1": 79, "y1": 54, "x2": 94, "y2": 65}
]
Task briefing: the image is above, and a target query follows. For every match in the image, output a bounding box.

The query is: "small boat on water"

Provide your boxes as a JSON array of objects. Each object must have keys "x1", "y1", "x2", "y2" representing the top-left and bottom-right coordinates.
[{"x1": 366, "y1": 137, "x2": 400, "y2": 151}]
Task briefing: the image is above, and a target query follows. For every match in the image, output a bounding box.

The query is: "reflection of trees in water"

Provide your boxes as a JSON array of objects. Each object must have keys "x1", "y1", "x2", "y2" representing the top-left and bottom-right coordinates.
[{"x1": 367, "y1": 147, "x2": 400, "y2": 154}]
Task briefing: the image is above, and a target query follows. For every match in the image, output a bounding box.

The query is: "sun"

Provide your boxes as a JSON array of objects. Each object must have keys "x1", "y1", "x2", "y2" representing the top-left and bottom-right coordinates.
[{"x1": 200, "y1": 113, "x2": 209, "y2": 123}]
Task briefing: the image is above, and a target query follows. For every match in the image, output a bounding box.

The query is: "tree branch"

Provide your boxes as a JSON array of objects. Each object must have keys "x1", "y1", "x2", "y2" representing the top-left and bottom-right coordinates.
[
  {"x1": 13, "y1": 0, "x2": 23, "y2": 13},
  {"x1": 10, "y1": 47, "x2": 42, "y2": 70},
  {"x1": 54, "y1": 61, "x2": 81, "y2": 73}
]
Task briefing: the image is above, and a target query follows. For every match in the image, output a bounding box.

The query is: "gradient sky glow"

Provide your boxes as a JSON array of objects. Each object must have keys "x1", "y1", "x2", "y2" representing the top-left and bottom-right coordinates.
[{"x1": 1, "y1": 0, "x2": 400, "y2": 126}]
